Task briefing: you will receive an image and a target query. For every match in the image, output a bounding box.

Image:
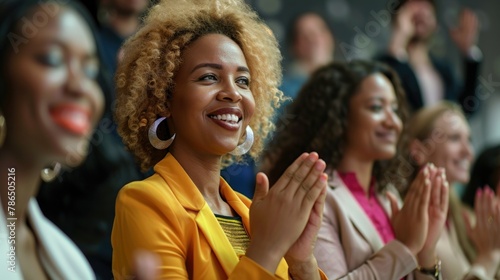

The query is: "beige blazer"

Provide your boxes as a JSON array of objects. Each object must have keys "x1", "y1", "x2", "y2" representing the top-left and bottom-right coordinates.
[
  {"x1": 314, "y1": 170, "x2": 437, "y2": 280},
  {"x1": 437, "y1": 214, "x2": 500, "y2": 280}
]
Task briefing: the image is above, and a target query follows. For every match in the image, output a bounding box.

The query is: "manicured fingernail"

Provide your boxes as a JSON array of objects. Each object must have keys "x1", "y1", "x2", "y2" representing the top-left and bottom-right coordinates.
[
  {"x1": 424, "y1": 166, "x2": 429, "y2": 176},
  {"x1": 443, "y1": 181, "x2": 449, "y2": 188},
  {"x1": 485, "y1": 187, "x2": 492, "y2": 195},
  {"x1": 315, "y1": 161, "x2": 324, "y2": 171},
  {"x1": 425, "y1": 178, "x2": 431, "y2": 186},
  {"x1": 320, "y1": 173, "x2": 328, "y2": 182}
]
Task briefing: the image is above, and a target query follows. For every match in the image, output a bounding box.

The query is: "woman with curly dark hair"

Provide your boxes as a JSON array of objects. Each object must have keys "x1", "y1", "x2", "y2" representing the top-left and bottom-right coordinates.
[
  {"x1": 111, "y1": 0, "x2": 329, "y2": 279},
  {"x1": 263, "y1": 60, "x2": 449, "y2": 279}
]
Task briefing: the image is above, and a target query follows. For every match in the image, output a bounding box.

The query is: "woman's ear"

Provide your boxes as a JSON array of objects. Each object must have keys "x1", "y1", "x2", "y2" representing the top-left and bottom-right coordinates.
[{"x1": 409, "y1": 139, "x2": 428, "y2": 166}]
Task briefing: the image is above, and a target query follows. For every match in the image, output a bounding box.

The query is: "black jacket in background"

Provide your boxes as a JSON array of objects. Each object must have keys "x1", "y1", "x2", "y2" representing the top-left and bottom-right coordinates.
[{"x1": 377, "y1": 54, "x2": 481, "y2": 115}]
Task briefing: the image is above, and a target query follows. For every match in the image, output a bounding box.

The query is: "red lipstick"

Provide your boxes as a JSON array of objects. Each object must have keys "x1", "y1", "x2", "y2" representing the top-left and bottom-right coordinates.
[{"x1": 50, "y1": 104, "x2": 91, "y2": 136}]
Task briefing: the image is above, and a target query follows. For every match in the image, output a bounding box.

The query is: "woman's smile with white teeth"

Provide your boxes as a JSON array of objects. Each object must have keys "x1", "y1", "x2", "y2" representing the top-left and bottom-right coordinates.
[{"x1": 209, "y1": 114, "x2": 240, "y2": 123}]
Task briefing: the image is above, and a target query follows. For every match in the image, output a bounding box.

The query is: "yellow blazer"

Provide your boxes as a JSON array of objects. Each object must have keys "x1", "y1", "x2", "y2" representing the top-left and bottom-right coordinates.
[{"x1": 112, "y1": 153, "x2": 323, "y2": 279}]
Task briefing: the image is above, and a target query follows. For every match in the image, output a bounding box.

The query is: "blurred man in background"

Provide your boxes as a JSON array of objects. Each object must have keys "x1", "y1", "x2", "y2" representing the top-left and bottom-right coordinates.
[{"x1": 377, "y1": 0, "x2": 482, "y2": 115}]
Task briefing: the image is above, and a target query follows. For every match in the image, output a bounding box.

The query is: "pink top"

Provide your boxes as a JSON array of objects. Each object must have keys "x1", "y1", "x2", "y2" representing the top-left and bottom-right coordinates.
[{"x1": 339, "y1": 172, "x2": 395, "y2": 244}]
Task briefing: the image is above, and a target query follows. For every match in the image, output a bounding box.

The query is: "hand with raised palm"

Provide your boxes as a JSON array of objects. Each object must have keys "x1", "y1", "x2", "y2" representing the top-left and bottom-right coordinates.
[
  {"x1": 388, "y1": 164, "x2": 432, "y2": 256},
  {"x1": 284, "y1": 178, "x2": 327, "y2": 280},
  {"x1": 449, "y1": 8, "x2": 480, "y2": 55},
  {"x1": 464, "y1": 187, "x2": 500, "y2": 278},
  {"x1": 418, "y1": 166, "x2": 449, "y2": 267},
  {"x1": 246, "y1": 152, "x2": 327, "y2": 277},
  {"x1": 389, "y1": 1, "x2": 419, "y2": 59}
]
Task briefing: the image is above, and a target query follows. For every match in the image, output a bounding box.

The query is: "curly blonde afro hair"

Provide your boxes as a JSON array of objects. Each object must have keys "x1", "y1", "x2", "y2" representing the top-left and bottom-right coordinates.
[{"x1": 114, "y1": 0, "x2": 283, "y2": 171}]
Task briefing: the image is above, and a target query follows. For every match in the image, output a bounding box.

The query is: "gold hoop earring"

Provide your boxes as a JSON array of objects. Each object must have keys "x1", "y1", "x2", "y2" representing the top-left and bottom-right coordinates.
[{"x1": 41, "y1": 162, "x2": 62, "y2": 182}]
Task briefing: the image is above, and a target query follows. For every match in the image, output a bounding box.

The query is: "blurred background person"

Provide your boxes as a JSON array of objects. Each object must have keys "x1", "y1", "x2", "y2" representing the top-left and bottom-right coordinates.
[
  {"x1": 281, "y1": 11, "x2": 335, "y2": 102},
  {"x1": 35, "y1": 1, "x2": 150, "y2": 279},
  {"x1": 36, "y1": 75, "x2": 145, "y2": 279},
  {"x1": 377, "y1": 0, "x2": 482, "y2": 115},
  {"x1": 96, "y1": 0, "x2": 150, "y2": 74},
  {"x1": 245, "y1": 0, "x2": 500, "y2": 192},
  {"x1": 263, "y1": 60, "x2": 448, "y2": 279},
  {"x1": 0, "y1": 0, "x2": 105, "y2": 277},
  {"x1": 462, "y1": 144, "x2": 500, "y2": 208},
  {"x1": 408, "y1": 101, "x2": 500, "y2": 279}
]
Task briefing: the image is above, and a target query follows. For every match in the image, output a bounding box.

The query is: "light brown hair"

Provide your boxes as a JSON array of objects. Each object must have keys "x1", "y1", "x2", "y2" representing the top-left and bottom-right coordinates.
[{"x1": 407, "y1": 101, "x2": 475, "y2": 262}]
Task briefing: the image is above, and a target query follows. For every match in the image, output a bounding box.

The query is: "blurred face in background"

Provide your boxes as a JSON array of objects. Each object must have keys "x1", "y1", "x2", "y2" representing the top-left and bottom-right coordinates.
[
  {"x1": 3, "y1": 4, "x2": 104, "y2": 166},
  {"x1": 292, "y1": 13, "x2": 334, "y2": 69},
  {"x1": 408, "y1": 0, "x2": 437, "y2": 42},
  {"x1": 424, "y1": 112, "x2": 474, "y2": 184}
]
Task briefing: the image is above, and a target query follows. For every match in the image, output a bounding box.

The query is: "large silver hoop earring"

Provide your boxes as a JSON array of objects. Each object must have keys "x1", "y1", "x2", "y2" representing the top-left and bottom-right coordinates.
[
  {"x1": 41, "y1": 162, "x2": 62, "y2": 182},
  {"x1": 0, "y1": 112, "x2": 5, "y2": 148},
  {"x1": 148, "y1": 117, "x2": 175, "y2": 150},
  {"x1": 230, "y1": 126, "x2": 254, "y2": 156}
]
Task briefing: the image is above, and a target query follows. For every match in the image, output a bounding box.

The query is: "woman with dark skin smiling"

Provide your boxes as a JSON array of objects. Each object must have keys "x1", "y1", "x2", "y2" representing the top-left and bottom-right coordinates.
[
  {"x1": 263, "y1": 60, "x2": 449, "y2": 280},
  {"x1": 0, "y1": 0, "x2": 104, "y2": 278},
  {"x1": 111, "y1": 0, "x2": 328, "y2": 279}
]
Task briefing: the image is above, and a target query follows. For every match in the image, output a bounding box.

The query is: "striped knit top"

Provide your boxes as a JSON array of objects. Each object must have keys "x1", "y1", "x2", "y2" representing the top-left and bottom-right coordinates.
[{"x1": 215, "y1": 214, "x2": 250, "y2": 257}]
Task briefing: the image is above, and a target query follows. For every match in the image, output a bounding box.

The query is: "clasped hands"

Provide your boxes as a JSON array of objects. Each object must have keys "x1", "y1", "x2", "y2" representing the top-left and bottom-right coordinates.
[
  {"x1": 388, "y1": 163, "x2": 449, "y2": 268},
  {"x1": 463, "y1": 185, "x2": 500, "y2": 278},
  {"x1": 247, "y1": 152, "x2": 327, "y2": 279}
]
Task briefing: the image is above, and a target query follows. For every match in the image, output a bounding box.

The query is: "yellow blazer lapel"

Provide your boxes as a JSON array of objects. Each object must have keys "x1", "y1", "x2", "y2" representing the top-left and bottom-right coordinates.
[
  {"x1": 195, "y1": 204, "x2": 239, "y2": 276},
  {"x1": 221, "y1": 180, "x2": 289, "y2": 278},
  {"x1": 329, "y1": 170, "x2": 385, "y2": 252},
  {"x1": 220, "y1": 179, "x2": 251, "y2": 231},
  {"x1": 154, "y1": 154, "x2": 239, "y2": 276}
]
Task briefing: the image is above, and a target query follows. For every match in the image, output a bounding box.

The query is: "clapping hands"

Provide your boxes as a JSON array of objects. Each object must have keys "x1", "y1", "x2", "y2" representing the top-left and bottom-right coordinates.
[
  {"x1": 464, "y1": 186, "x2": 500, "y2": 278},
  {"x1": 247, "y1": 152, "x2": 327, "y2": 278},
  {"x1": 388, "y1": 164, "x2": 449, "y2": 266}
]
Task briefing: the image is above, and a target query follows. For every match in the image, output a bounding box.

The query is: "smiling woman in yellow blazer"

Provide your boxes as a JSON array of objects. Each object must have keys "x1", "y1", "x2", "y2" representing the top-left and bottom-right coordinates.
[
  {"x1": 111, "y1": 0, "x2": 329, "y2": 279},
  {"x1": 113, "y1": 154, "x2": 294, "y2": 279}
]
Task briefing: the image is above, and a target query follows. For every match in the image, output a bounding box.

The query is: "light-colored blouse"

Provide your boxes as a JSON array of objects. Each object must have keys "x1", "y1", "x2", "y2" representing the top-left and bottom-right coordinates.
[{"x1": 0, "y1": 199, "x2": 95, "y2": 279}]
